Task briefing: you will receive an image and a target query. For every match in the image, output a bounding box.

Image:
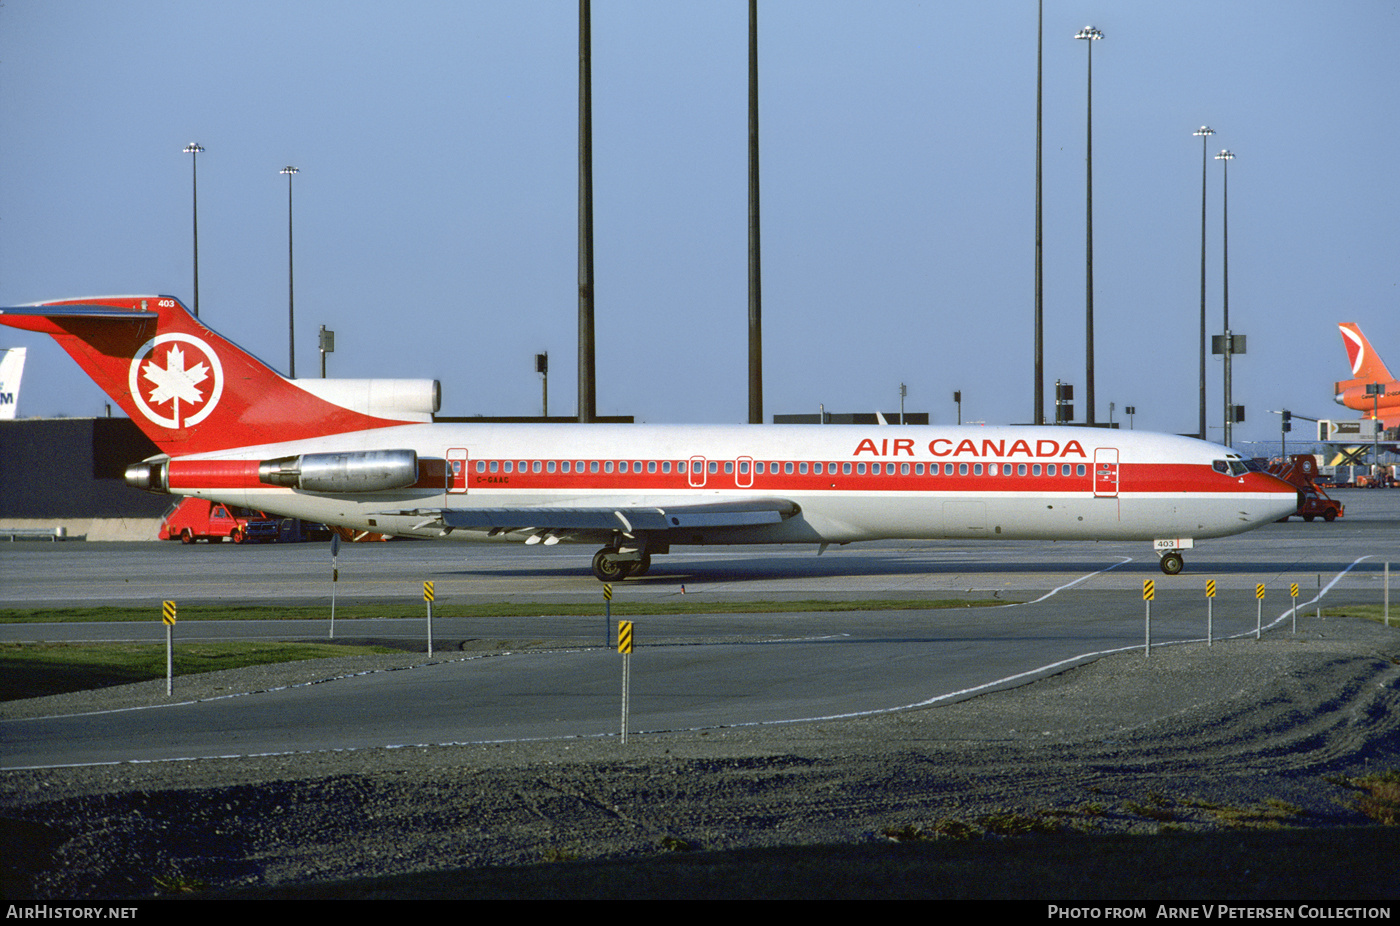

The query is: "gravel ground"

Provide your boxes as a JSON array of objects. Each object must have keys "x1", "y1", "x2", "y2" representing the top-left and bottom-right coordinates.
[{"x1": 3, "y1": 618, "x2": 1399, "y2": 899}]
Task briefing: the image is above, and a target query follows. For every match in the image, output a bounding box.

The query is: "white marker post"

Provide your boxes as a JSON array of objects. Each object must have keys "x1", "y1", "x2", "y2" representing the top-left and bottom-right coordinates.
[
  {"x1": 1256, "y1": 584, "x2": 1265, "y2": 640},
  {"x1": 329, "y1": 533, "x2": 340, "y2": 639},
  {"x1": 1290, "y1": 582, "x2": 1299, "y2": 633}
]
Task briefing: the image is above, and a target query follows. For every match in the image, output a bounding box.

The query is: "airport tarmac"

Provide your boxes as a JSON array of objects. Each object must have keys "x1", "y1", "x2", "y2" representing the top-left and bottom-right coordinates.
[{"x1": 2, "y1": 489, "x2": 1396, "y2": 769}]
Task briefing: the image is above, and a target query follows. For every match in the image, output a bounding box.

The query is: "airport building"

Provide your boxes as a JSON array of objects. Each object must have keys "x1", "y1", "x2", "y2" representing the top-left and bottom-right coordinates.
[{"x1": 0, "y1": 417, "x2": 167, "y2": 540}]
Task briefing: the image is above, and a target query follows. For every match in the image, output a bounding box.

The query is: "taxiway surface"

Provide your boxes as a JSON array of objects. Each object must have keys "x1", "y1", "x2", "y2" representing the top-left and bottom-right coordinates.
[{"x1": 3, "y1": 490, "x2": 1396, "y2": 769}]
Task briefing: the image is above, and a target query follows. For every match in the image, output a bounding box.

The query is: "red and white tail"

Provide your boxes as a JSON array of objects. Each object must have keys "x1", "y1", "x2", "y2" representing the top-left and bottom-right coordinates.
[
  {"x1": 1338, "y1": 323, "x2": 1394, "y2": 384},
  {"x1": 0, "y1": 295, "x2": 427, "y2": 455}
]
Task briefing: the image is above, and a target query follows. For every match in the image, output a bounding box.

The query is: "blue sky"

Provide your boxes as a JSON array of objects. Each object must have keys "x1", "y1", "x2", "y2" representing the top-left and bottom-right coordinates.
[{"x1": 2, "y1": 1, "x2": 1396, "y2": 451}]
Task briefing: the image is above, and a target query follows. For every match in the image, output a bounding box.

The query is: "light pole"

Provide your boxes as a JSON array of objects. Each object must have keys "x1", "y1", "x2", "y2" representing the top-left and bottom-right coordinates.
[
  {"x1": 1193, "y1": 126, "x2": 1214, "y2": 441},
  {"x1": 1367, "y1": 383, "x2": 1387, "y2": 472},
  {"x1": 1216, "y1": 149, "x2": 1239, "y2": 446},
  {"x1": 1033, "y1": 0, "x2": 1044, "y2": 424},
  {"x1": 537, "y1": 352, "x2": 549, "y2": 417},
  {"x1": 1076, "y1": 26, "x2": 1103, "y2": 426},
  {"x1": 748, "y1": 0, "x2": 763, "y2": 425},
  {"x1": 280, "y1": 166, "x2": 299, "y2": 378},
  {"x1": 183, "y1": 143, "x2": 204, "y2": 317}
]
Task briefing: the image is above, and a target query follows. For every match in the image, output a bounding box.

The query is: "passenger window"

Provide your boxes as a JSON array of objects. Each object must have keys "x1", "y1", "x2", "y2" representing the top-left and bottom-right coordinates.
[
  {"x1": 974, "y1": 464, "x2": 983, "y2": 475},
  {"x1": 799, "y1": 462, "x2": 808, "y2": 474},
  {"x1": 662, "y1": 461, "x2": 671, "y2": 473},
  {"x1": 648, "y1": 461, "x2": 656, "y2": 473},
  {"x1": 901, "y1": 463, "x2": 910, "y2": 475},
  {"x1": 533, "y1": 461, "x2": 542, "y2": 473},
  {"x1": 1018, "y1": 464, "x2": 1027, "y2": 476},
  {"x1": 725, "y1": 461, "x2": 734, "y2": 474},
  {"x1": 605, "y1": 461, "x2": 615, "y2": 473},
  {"x1": 476, "y1": 461, "x2": 485, "y2": 473},
  {"x1": 490, "y1": 461, "x2": 499, "y2": 473},
  {"x1": 843, "y1": 463, "x2": 852, "y2": 475},
  {"x1": 1032, "y1": 464, "x2": 1041, "y2": 476},
  {"x1": 548, "y1": 461, "x2": 557, "y2": 473},
  {"x1": 590, "y1": 461, "x2": 599, "y2": 473},
  {"x1": 561, "y1": 461, "x2": 571, "y2": 473},
  {"x1": 1076, "y1": 464, "x2": 1086, "y2": 476},
  {"x1": 857, "y1": 463, "x2": 866, "y2": 475},
  {"x1": 709, "y1": 461, "x2": 718, "y2": 474},
  {"x1": 619, "y1": 461, "x2": 628, "y2": 473},
  {"x1": 503, "y1": 461, "x2": 513, "y2": 473},
  {"x1": 959, "y1": 463, "x2": 968, "y2": 475},
  {"x1": 785, "y1": 462, "x2": 794, "y2": 474}
]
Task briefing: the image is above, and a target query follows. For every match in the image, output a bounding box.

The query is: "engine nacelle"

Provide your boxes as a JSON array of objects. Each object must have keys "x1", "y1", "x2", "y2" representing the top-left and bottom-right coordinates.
[
  {"x1": 258, "y1": 449, "x2": 418, "y2": 493},
  {"x1": 124, "y1": 460, "x2": 170, "y2": 493},
  {"x1": 294, "y1": 379, "x2": 440, "y2": 422}
]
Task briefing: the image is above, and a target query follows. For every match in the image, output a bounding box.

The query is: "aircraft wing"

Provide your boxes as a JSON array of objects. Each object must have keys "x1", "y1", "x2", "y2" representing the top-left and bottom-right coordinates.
[{"x1": 391, "y1": 497, "x2": 799, "y2": 536}]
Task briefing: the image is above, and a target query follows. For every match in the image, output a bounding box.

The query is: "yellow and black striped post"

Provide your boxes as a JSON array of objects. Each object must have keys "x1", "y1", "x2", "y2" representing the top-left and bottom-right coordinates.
[
  {"x1": 1205, "y1": 579, "x2": 1216, "y2": 646},
  {"x1": 603, "y1": 583, "x2": 613, "y2": 647},
  {"x1": 424, "y1": 580, "x2": 435, "y2": 656},
  {"x1": 162, "y1": 600, "x2": 177, "y2": 696},
  {"x1": 1255, "y1": 583, "x2": 1266, "y2": 639},
  {"x1": 1290, "y1": 582, "x2": 1300, "y2": 633},
  {"x1": 1143, "y1": 580, "x2": 1155, "y2": 657},
  {"x1": 618, "y1": 620, "x2": 634, "y2": 745}
]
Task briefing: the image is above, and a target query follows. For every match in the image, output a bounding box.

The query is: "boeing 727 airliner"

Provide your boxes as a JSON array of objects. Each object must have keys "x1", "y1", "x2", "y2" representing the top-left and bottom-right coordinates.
[{"x1": 1, "y1": 296, "x2": 1299, "y2": 578}]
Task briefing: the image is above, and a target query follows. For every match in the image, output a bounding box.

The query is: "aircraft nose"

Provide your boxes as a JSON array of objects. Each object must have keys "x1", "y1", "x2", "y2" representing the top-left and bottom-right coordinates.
[{"x1": 1257, "y1": 472, "x2": 1302, "y2": 521}]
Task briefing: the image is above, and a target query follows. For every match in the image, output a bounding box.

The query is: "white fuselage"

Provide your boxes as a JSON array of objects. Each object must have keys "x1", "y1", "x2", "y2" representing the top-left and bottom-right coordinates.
[{"x1": 165, "y1": 423, "x2": 1299, "y2": 547}]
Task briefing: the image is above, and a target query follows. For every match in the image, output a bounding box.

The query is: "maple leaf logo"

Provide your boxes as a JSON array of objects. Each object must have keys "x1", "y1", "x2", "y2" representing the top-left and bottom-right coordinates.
[
  {"x1": 128, "y1": 334, "x2": 224, "y2": 430},
  {"x1": 143, "y1": 345, "x2": 209, "y2": 408}
]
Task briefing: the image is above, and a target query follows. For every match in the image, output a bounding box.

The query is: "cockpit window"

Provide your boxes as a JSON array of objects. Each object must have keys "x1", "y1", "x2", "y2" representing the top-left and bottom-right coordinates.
[{"x1": 1213, "y1": 459, "x2": 1250, "y2": 476}]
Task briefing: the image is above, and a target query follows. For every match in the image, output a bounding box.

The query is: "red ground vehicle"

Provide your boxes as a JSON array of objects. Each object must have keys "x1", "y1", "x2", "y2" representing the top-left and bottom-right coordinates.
[
  {"x1": 1267, "y1": 455, "x2": 1344, "y2": 522},
  {"x1": 159, "y1": 497, "x2": 280, "y2": 543}
]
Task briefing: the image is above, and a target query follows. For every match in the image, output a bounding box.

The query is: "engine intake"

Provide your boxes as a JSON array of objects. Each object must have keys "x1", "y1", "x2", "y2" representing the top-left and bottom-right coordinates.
[{"x1": 258, "y1": 449, "x2": 418, "y2": 493}]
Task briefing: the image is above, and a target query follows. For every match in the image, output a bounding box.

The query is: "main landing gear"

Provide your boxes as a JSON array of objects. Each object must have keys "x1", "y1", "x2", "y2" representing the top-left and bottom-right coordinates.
[
  {"x1": 591, "y1": 547, "x2": 652, "y2": 581},
  {"x1": 1157, "y1": 551, "x2": 1184, "y2": 576}
]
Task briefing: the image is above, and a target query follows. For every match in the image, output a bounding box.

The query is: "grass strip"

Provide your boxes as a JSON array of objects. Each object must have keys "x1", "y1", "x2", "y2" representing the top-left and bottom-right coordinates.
[
  {"x1": 0, "y1": 598, "x2": 1008, "y2": 623},
  {"x1": 1322, "y1": 604, "x2": 1398, "y2": 625},
  {"x1": 0, "y1": 641, "x2": 398, "y2": 701}
]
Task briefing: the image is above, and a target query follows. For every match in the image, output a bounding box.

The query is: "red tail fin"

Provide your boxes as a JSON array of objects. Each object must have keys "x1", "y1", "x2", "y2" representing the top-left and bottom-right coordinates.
[
  {"x1": 1338, "y1": 323, "x2": 1394, "y2": 384},
  {"x1": 0, "y1": 295, "x2": 422, "y2": 455}
]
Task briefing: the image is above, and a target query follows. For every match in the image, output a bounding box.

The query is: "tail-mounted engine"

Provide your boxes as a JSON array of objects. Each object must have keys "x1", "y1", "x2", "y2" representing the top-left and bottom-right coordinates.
[{"x1": 258, "y1": 449, "x2": 419, "y2": 493}]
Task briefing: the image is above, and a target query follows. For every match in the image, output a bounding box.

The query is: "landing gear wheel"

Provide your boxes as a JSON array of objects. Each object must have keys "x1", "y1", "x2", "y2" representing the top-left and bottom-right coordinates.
[
  {"x1": 1159, "y1": 551, "x2": 1184, "y2": 576},
  {"x1": 592, "y1": 549, "x2": 635, "y2": 582},
  {"x1": 180, "y1": 528, "x2": 195, "y2": 545}
]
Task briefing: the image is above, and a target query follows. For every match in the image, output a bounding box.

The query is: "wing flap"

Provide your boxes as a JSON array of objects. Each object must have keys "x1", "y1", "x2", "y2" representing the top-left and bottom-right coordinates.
[{"x1": 391, "y1": 497, "x2": 798, "y2": 535}]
